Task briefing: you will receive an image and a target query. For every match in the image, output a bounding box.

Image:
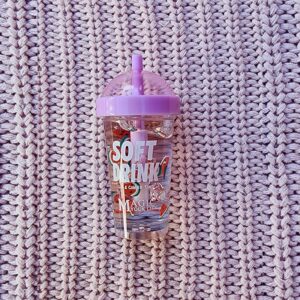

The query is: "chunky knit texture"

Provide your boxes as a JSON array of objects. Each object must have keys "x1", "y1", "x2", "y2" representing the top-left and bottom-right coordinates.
[{"x1": 1, "y1": 0, "x2": 300, "y2": 299}]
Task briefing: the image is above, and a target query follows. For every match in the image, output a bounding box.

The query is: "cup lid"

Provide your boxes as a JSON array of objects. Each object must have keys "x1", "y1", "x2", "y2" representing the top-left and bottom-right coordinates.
[{"x1": 96, "y1": 54, "x2": 180, "y2": 116}]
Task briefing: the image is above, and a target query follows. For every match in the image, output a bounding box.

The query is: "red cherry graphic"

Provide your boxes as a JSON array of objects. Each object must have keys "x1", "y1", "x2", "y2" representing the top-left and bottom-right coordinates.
[
  {"x1": 113, "y1": 193, "x2": 121, "y2": 213},
  {"x1": 160, "y1": 203, "x2": 168, "y2": 217},
  {"x1": 159, "y1": 156, "x2": 169, "y2": 178},
  {"x1": 122, "y1": 182, "x2": 136, "y2": 197},
  {"x1": 113, "y1": 193, "x2": 119, "y2": 203},
  {"x1": 112, "y1": 127, "x2": 129, "y2": 139}
]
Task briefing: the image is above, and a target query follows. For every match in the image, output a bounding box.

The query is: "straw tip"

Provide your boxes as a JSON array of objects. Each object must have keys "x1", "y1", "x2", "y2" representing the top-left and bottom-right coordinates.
[{"x1": 132, "y1": 53, "x2": 143, "y2": 72}]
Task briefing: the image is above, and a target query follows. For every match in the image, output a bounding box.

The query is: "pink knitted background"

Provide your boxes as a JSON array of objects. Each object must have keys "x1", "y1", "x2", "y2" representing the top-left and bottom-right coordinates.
[{"x1": 1, "y1": 0, "x2": 300, "y2": 299}]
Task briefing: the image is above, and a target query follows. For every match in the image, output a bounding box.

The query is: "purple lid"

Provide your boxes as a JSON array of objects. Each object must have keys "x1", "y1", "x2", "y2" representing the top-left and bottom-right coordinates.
[{"x1": 96, "y1": 54, "x2": 180, "y2": 116}]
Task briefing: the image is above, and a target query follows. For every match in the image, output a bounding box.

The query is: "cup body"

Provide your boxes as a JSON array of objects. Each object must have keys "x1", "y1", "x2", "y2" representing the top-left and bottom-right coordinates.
[{"x1": 103, "y1": 115, "x2": 175, "y2": 239}]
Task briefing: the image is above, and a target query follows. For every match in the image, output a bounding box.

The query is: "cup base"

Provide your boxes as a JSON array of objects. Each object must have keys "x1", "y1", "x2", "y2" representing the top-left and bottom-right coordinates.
[{"x1": 115, "y1": 227, "x2": 168, "y2": 240}]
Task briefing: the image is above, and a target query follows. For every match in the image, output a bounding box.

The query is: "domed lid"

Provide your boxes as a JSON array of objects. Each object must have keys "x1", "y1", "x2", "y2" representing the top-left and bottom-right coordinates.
[{"x1": 96, "y1": 54, "x2": 180, "y2": 116}]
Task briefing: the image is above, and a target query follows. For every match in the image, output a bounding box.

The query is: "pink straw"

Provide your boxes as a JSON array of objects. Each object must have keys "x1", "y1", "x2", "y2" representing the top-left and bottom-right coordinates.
[{"x1": 132, "y1": 53, "x2": 144, "y2": 96}]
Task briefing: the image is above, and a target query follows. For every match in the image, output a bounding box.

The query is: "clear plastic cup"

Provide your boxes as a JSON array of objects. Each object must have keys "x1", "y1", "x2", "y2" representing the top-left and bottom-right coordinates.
[{"x1": 96, "y1": 54, "x2": 180, "y2": 240}]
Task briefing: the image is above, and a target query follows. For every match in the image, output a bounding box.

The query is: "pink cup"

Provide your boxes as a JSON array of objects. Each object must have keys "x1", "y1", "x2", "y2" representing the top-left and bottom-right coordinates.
[{"x1": 96, "y1": 54, "x2": 180, "y2": 240}]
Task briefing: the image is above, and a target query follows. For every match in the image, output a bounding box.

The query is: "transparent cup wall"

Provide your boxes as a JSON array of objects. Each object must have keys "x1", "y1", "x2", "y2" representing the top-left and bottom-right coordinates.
[{"x1": 103, "y1": 115, "x2": 174, "y2": 239}]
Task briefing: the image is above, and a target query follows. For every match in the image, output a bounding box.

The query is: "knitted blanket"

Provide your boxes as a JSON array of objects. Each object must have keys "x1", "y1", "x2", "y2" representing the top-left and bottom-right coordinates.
[{"x1": 1, "y1": 0, "x2": 300, "y2": 299}]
